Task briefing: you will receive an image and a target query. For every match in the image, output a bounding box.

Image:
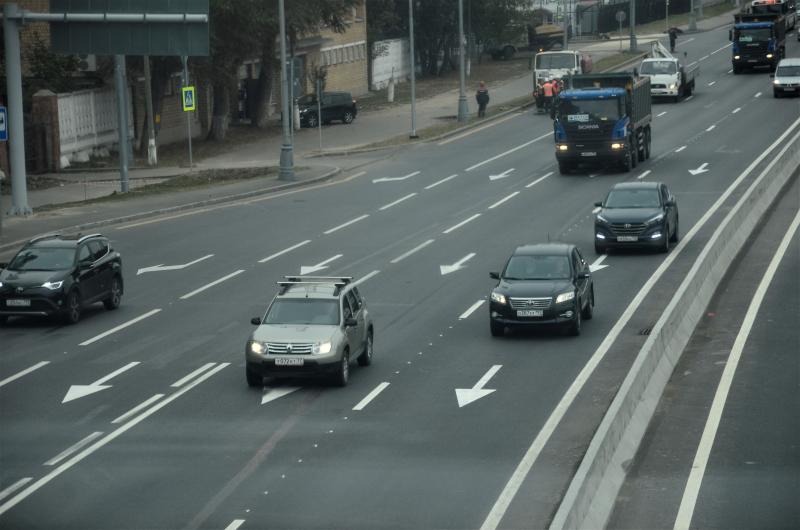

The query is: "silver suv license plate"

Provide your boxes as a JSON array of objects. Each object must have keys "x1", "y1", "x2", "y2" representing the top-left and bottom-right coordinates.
[{"x1": 275, "y1": 358, "x2": 304, "y2": 366}]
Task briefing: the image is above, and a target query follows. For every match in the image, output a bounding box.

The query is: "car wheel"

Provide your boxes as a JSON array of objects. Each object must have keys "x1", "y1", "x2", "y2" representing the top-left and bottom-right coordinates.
[
  {"x1": 582, "y1": 288, "x2": 594, "y2": 320},
  {"x1": 594, "y1": 243, "x2": 606, "y2": 255},
  {"x1": 62, "y1": 289, "x2": 82, "y2": 325},
  {"x1": 334, "y1": 349, "x2": 350, "y2": 387},
  {"x1": 670, "y1": 217, "x2": 679, "y2": 242},
  {"x1": 307, "y1": 113, "x2": 319, "y2": 128},
  {"x1": 637, "y1": 133, "x2": 646, "y2": 162},
  {"x1": 630, "y1": 141, "x2": 638, "y2": 168},
  {"x1": 622, "y1": 149, "x2": 632, "y2": 172},
  {"x1": 490, "y1": 320, "x2": 504, "y2": 337},
  {"x1": 645, "y1": 129, "x2": 652, "y2": 159},
  {"x1": 343, "y1": 111, "x2": 355, "y2": 124},
  {"x1": 246, "y1": 366, "x2": 262, "y2": 388},
  {"x1": 568, "y1": 303, "x2": 582, "y2": 336},
  {"x1": 661, "y1": 225, "x2": 671, "y2": 253},
  {"x1": 357, "y1": 330, "x2": 373, "y2": 366},
  {"x1": 103, "y1": 276, "x2": 123, "y2": 310}
]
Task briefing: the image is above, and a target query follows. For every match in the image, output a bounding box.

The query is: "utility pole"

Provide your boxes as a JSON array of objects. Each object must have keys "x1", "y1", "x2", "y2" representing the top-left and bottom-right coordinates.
[
  {"x1": 562, "y1": 0, "x2": 569, "y2": 50},
  {"x1": 143, "y1": 55, "x2": 157, "y2": 166},
  {"x1": 457, "y1": 0, "x2": 468, "y2": 122},
  {"x1": 278, "y1": 0, "x2": 294, "y2": 181},
  {"x1": 114, "y1": 55, "x2": 130, "y2": 193},
  {"x1": 689, "y1": 0, "x2": 697, "y2": 31},
  {"x1": 409, "y1": 0, "x2": 418, "y2": 138},
  {"x1": 630, "y1": 0, "x2": 637, "y2": 52}
]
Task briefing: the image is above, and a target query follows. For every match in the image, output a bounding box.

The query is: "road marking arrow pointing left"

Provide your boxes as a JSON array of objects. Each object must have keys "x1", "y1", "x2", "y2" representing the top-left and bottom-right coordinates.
[
  {"x1": 689, "y1": 163, "x2": 710, "y2": 176},
  {"x1": 440, "y1": 253, "x2": 476, "y2": 275},
  {"x1": 489, "y1": 168, "x2": 515, "y2": 181},
  {"x1": 62, "y1": 362, "x2": 140, "y2": 403},
  {"x1": 137, "y1": 254, "x2": 214, "y2": 275},
  {"x1": 589, "y1": 255, "x2": 609, "y2": 272},
  {"x1": 455, "y1": 365, "x2": 501, "y2": 408},
  {"x1": 300, "y1": 254, "x2": 342, "y2": 275}
]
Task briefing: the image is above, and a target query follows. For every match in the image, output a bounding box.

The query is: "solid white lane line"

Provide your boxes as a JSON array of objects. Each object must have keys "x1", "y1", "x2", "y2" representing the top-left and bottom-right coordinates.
[
  {"x1": 353, "y1": 270, "x2": 381, "y2": 287},
  {"x1": 94, "y1": 362, "x2": 140, "y2": 385},
  {"x1": 0, "y1": 363, "x2": 230, "y2": 516},
  {"x1": 425, "y1": 174, "x2": 459, "y2": 189},
  {"x1": 706, "y1": 124, "x2": 716, "y2": 131},
  {"x1": 353, "y1": 382, "x2": 391, "y2": 410},
  {"x1": 700, "y1": 55, "x2": 709, "y2": 61},
  {"x1": 258, "y1": 240, "x2": 311, "y2": 263},
  {"x1": 637, "y1": 170, "x2": 652, "y2": 180},
  {"x1": 465, "y1": 132, "x2": 550, "y2": 172},
  {"x1": 79, "y1": 309, "x2": 162, "y2": 346},
  {"x1": 443, "y1": 213, "x2": 481, "y2": 234},
  {"x1": 489, "y1": 191, "x2": 520, "y2": 209},
  {"x1": 111, "y1": 394, "x2": 165, "y2": 424},
  {"x1": 180, "y1": 271, "x2": 245, "y2": 300},
  {"x1": 390, "y1": 239, "x2": 436, "y2": 264},
  {"x1": 480, "y1": 117, "x2": 800, "y2": 530},
  {"x1": 44, "y1": 432, "x2": 105, "y2": 466},
  {"x1": 459, "y1": 300, "x2": 485, "y2": 320},
  {"x1": 710, "y1": 43, "x2": 731, "y2": 55},
  {"x1": 688, "y1": 61, "x2": 698, "y2": 67},
  {"x1": 438, "y1": 113, "x2": 521, "y2": 145},
  {"x1": 674, "y1": 208, "x2": 800, "y2": 530},
  {"x1": 172, "y1": 363, "x2": 217, "y2": 387},
  {"x1": 0, "y1": 361, "x2": 50, "y2": 388},
  {"x1": 708, "y1": 81, "x2": 716, "y2": 86},
  {"x1": 676, "y1": 146, "x2": 687, "y2": 152},
  {"x1": 0, "y1": 478, "x2": 32, "y2": 502},
  {"x1": 755, "y1": 92, "x2": 762, "y2": 98},
  {"x1": 732, "y1": 107, "x2": 741, "y2": 114},
  {"x1": 323, "y1": 214, "x2": 369, "y2": 234},
  {"x1": 525, "y1": 171, "x2": 553, "y2": 188},
  {"x1": 657, "y1": 111, "x2": 667, "y2": 117},
  {"x1": 224, "y1": 520, "x2": 246, "y2": 530},
  {"x1": 379, "y1": 193, "x2": 417, "y2": 211}
]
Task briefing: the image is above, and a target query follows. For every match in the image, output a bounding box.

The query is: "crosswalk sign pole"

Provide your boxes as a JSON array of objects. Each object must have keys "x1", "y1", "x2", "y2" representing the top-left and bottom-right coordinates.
[{"x1": 182, "y1": 56, "x2": 193, "y2": 171}]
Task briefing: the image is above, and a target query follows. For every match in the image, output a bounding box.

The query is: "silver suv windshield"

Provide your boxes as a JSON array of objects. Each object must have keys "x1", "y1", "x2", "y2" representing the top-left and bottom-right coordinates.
[
  {"x1": 265, "y1": 299, "x2": 339, "y2": 325},
  {"x1": 8, "y1": 247, "x2": 74, "y2": 271}
]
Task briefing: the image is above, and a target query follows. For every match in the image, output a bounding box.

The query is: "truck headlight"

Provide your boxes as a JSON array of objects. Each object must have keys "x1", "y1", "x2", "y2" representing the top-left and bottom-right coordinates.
[
  {"x1": 611, "y1": 142, "x2": 624, "y2": 150},
  {"x1": 555, "y1": 291, "x2": 575, "y2": 304},
  {"x1": 42, "y1": 281, "x2": 63, "y2": 290},
  {"x1": 557, "y1": 144, "x2": 568, "y2": 151},
  {"x1": 766, "y1": 53, "x2": 773, "y2": 59},
  {"x1": 313, "y1": 341, "x2": 332, "y2": 355},
  {"x1": 249, "y1": 341, "x2": 267, "y2": 355},
  {"x1": 734, "y1": 55, "x2": 741, "y2": 60},
  {"x1": 491, "y1": 291, "x2": 507, "y2": 305},
  {"x1": 773, "y1": 79, "x2": 781, "y2": 85}
]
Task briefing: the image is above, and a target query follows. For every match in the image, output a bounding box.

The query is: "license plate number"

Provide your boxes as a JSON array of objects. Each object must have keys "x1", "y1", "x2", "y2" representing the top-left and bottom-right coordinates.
[
  {"x1": 6, "y1": 299, "x2": 31, "y2": 307},
  {"x1": 275, "y1": 358, "x2": 304, "y2": 366},
  {"x1": 784, "y1": 87, "x2": 796, "y2": 92},
  {"x1": 618, "y1": 236, "x2": 638, "y2": 242},
  {"x1": 517, "y1": 309, "x2": 543, "y2": 317},
  {"x1": 581, "y1": 151, "x2": 597, "y2": 157},
  {"x1": 748, "y1": 59, "x2": 758, "y2": 63}
]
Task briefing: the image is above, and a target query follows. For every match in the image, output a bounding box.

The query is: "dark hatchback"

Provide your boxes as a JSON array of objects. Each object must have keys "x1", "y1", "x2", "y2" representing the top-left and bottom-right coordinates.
[
  {"x1": 297, "y1": 91, "x2": 358, "y2": 128},
  {"x1": 594, "y1": 181, "x2": 679, "y2": 254},
  {"x1": 489, "y1": 243, "x2": 594, "y2": 337},
  {"x1": 0, "y1": 233, "x2": 123, "y2": 325}
]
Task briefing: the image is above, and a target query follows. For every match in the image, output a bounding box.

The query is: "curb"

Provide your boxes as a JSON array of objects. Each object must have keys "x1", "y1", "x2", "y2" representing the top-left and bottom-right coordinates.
[
  {"x1": 550, "y1": 122, "x2": 800, "y2": 529},
  {"x1": 0, "y1": 167, "x2": 341, "y2": 254}
]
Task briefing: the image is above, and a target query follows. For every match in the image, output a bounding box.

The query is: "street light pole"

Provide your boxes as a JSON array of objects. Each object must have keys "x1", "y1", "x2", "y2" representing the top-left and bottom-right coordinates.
[
  {"x1": 562, "y1": 0, "x2": 569, "y2": 50},
  {"x1": 409, "y1": 0, "x2": 418, "y2": 138},
  {"x1": 629, "y1": 0, "x2": 637, "y2": 51},
  {"x1": 457, "y1": 0, "x2": 469, "y2": 122},
  {"x1": 278, "y1": 0, "x2": 294, "y2": 181}
]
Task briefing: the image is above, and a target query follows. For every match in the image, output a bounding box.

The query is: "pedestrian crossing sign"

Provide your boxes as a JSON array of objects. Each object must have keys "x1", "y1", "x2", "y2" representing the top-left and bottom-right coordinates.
[{"x1": 182, "y1": 86, "x2": 196, "y2": 112}]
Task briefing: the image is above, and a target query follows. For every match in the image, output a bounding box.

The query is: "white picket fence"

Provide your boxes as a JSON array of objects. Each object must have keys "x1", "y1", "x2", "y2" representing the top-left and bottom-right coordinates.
[{"x1": 58, "y1": 88, "x2": 133, "y2": 167}]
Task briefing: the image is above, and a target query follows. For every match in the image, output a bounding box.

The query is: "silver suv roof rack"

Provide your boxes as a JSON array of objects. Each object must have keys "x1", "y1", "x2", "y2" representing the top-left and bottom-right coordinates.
[{"x1": 277, "y1": 276, "x2": 353, "y2": 295}]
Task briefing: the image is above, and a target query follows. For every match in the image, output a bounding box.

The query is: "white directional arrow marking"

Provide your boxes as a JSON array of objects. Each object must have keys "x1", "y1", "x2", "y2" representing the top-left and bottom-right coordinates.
[
  {"x1": 456, "y1": 365, "x2": 501, "y2": 408},
  {"x1": 589, "y1": 254, "x2": 609, "y2": 272},
  {"x1": 372, "y1": 171, "x2": 420, "y2": 183},
  {"x1": 261, "y1": 387, "x2": 301, "y2": 405},
  {"x1": 300, "y1": 254, "x2": 342, "y2": 275},
  {"x1": 440, "y1": 253, "x2": 476, "y2": 275},
  {"x1": 489, "y1": 168, "x2": 515, "y2": 181},
  {"x1": 62, "y1": 362, "x2": 140, "y2": 403},
  {"x1": 137, "y1": 254, "x2": 214, "y2": 275},
  {"x1": 689, "y1": 162, "x2": 710, "y2": 176}
]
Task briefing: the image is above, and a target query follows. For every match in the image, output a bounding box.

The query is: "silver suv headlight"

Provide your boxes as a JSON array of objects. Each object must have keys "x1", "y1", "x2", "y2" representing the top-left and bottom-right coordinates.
[
  {"x1": 491, "y1": 291, "x2": 507, "y2": 305},
  {"x1": 313, "y1": 341, "x2": 332, "y2": 355},
  {"x1": 249, "y1": 341, "x2": 267, "y2": 354},
  {"x1": 555, "y1": 291, "x2": 575, "y2": 304}
]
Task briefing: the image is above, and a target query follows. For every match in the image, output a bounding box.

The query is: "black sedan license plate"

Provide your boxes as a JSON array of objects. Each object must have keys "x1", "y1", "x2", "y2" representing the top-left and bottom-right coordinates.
[
  {"x1": 6, "y1": 299, "x2": 31, "y2": 307},
  {"x1": 517, "y1": 309, "x2": 543, "y2": 317},
  {"x1": 618, "y1": 236, "x2": 638, "y2": 242}
]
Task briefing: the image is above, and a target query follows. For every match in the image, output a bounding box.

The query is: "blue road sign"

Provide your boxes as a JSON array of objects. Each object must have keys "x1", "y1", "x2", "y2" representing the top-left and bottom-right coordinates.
[{"x1": 0, "y1": 106, "x2": 8, "y2": 142}]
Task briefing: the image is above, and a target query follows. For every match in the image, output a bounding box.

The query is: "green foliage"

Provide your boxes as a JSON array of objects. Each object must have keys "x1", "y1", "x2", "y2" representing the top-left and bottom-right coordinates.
[{"x1": 26, "y1": 32, "x2": 80, "y2": 93}]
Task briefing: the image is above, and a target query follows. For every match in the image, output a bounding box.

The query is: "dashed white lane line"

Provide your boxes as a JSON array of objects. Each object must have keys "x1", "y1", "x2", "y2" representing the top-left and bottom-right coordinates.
[
  {"x1": 0, "y1": 361, "x2": 50, "y2": 388},
  {"x1": 44, "y1": 432, "x2": 105, "y2": 466},
  {"x1": 459, "y1": 300, "x2": 485, "y2": 320},
  {"x1": 425, "y1": 174, "x2": 459, "y2": 189},
  {"x1": 111, "y1": 394, "x2": 165, "y2": 424},
  {"x1": 258, "y1": 240, "x2": 311, "y2": 263},
  {"x1": 443, "y1": 213, "x2": 481, "y2": 234},
  {"x1": 180, "y1": 271, "x2": 245, "y2": 300},
  {"x1": 684, "y1": 95, "x2": 694, "y2": 102},
  {"x1": 172, "y1": 363, "x2": 218, "y2": 387},
  {"x1": 353, "y1": 270, "x2": 381, "y2": 287},
  {"x1": 489, "y1": 191, "x2": 520, "y2": 209},
  {"x1": 657, "y1": 111, "x2": 668, "y2": 117},
  {"x1": 728, "y1": 69, "x2": 734, "y2": 74},
  {"x1": 79, "y1": 309, "x2": 162, "y2": 346},
  {"x1": 323, "y1": 214, "x2": 370, "y2": 234},
  {"x1": 708, "y1": 81, "x2": 716, "y2": 86},
  {"x1": 700, "y1": 55, "x2": 709, "y2": 61},
  {"x1": 526, "y1": 172, "x2": 553, "y2": 188},
  {"x1": 353, "y1": 382, "x2": 391, "y2": 410},
  {"x1": 465, "y1": 132, "x2": 551, "y2": 172},
  {"x1": 732, "y1": 107, "x2": 741, "y2": 114},
  {"x1": 390, "y1": 239, "x2": 435, "y2": 264},
  {"x1": 0, "y1": 363, "x2": 230, "y2": 516},
  {"x1": 676, "y1": 146, "x2": 687, "y2": 152},
  {"x1": 224, "y1": 520, "x2": 246, "y2": 530},
  {"x1": 688, "y1": 61, "x2": 698, "y2": 67},
  {"x1": 755, "y1": 92, "x2": 762, "y2": 98},
  {"x1": 379, "y1": 193, "x2": 417, "y2": 211},
  {"x1": 706, "y1": 124, "x2": 716, "y2": 132},
  {"x1": 677, "y1": 37, "x2": 696, "y2": 47},
  {"x1": 438, "y1": 113, "x2": 521, "y2": 145},
  {"x1": 0, "y1": 478, "x2": 32, "y2": 503},
  {"x1": 637, "y1": 170, "x2": 652, "y2": 180},
  {"x1": 710, "y1": 43, "x2": 731, "y2": 55}
]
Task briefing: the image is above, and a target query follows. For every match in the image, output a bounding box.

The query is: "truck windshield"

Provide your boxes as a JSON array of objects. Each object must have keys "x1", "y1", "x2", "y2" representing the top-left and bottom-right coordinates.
[
  {"x1": 536, "y1": 54, "x2": 575, "y2": 69},
  {"x1": 640, "y1": 60, "x2": 677, "y2": 75},
  {"x1": 752, "y1": 4, "x2": 785, "y2": 15},
  {"x1": 736, "y1": 28, "x2": 772, "y2": 43},
  {"x1": 559, "y1": 98, "x2": 620, "y2": 122}
]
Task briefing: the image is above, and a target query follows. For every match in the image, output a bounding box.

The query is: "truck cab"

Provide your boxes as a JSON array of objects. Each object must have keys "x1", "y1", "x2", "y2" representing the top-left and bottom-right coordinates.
[
  {"x1": 750, "y1": 0, "x2": 796, "y2": 32},
  {"x1": 638, "y1": 42, "x2": 698, "y2": 101},
  {"x1": 730, "y1": 13, "x2": 786, "y2": 72}
]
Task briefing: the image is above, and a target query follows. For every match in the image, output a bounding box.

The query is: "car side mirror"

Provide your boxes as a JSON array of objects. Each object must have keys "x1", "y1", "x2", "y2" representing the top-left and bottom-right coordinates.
[
  {"x1": 666, "y1": 199, "x2": 676, "y2": 207},
  {"x1": 251, "y1": 317, "x2": 261, "y2": 325},
  {"x1": 577, "y1": 271, "x2": 591, "y2": 279},
  {"x1": 489, "y1": 271, "x2": 500, "y2": 280},
  {"x1": 344, "y1": 317, "x2": 358, "y2": 327},
  {"x1": 594, "y1": 201, "x2": 603, "y2": 207}
]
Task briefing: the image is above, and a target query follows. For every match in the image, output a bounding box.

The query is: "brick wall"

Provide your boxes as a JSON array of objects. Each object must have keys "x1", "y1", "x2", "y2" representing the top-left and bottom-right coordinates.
[
  {"x1": 14, "y1": 0, "x2": 51, "y2": 76},
  {"x1": 314, "y1": 0, "x2": 369, "y2": 96}
]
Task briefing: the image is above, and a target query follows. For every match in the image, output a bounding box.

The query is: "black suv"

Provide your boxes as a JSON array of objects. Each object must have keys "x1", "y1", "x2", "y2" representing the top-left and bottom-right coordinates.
[
  {"x1": 297, "y1": 91, "x2": 358, "y2": 128},
  {"x1": 0, "y1": 233, "x2": 123, "y2": 325},
  {"x1": 489, "y1": 243, "x2": 594, "y2": 336}
]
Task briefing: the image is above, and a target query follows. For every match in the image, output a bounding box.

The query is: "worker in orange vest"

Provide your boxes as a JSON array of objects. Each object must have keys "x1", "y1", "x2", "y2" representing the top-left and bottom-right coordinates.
[{"x1": 542, "y1": 79, "x2": 555, "y2": 114}]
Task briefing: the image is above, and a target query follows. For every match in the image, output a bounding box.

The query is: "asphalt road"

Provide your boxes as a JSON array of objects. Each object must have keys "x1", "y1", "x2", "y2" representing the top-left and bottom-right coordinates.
[{"x1": 1, "y1": 26, "x2": 799, "y2": 530}]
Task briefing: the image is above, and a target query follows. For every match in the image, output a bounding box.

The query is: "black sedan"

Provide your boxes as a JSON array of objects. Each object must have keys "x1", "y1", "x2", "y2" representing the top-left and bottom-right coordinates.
[
  {"x1": 594, "y1": 181, "x2": 679, "y2": 254},
  {"x1": 489, "y1": 243, "x2": 594, "y2": 337}
]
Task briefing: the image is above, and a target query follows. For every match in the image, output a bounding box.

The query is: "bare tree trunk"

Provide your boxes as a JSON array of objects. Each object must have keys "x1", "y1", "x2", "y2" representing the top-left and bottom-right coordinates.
[
  {"x1": 251, "y1": 43, "x2": 276, "y2": 129},
  {"x1": 209, "y1": 81, "x2": 230, "y2": 141}
]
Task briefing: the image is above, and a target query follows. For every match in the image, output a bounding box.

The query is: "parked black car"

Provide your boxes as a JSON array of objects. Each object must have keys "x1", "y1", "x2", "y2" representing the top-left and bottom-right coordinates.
[
  {"x1": 297, "y1": 91, "x2": 358, "y2": 128},
  {"x1": 0, "y1": 233, "x2": 123, "y2": 325},
  {"x1": 594, "y1": 181, "x2": 679, "y2": 254},
  {"x1": 489, "y1": 243, "x2": 594, "y2": 337}
]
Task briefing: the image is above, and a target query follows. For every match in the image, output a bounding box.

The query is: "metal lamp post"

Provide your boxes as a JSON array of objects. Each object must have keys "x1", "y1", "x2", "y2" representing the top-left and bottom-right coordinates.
[
  {"x1": 278, "y1": 0, "x2": 294, "y2": 181},
  {"x1": 629, "y1": 0, "x2": 637, "y2": 52},
  {"x1": 689, "y1": 0, "x2": 697, "y2": 31},
  {"x1": 409, "y1": 0, "x2": 418, "y2": 138},
  {"x1": 457, "y1": 0, "x2": 468, "y2": 122}
]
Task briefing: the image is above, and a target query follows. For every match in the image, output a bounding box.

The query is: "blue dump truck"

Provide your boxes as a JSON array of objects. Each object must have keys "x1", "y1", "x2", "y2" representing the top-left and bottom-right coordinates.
[
  {"x1": 730, "y1": 12, "x2": 786, "y2": 73},
  {"x1": 553, "y1": 73, "x2": 652, "y2": 174}
]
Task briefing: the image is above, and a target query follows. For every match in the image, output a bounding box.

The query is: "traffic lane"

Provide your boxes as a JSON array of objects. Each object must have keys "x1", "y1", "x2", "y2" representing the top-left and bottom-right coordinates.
[{"x1": 607, "y1": 173, "x2": 800, "y2": 530}]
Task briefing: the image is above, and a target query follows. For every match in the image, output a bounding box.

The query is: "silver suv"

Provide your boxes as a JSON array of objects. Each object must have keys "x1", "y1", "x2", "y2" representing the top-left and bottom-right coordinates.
[{"x1": 245, "y1": 276, "x2": 374, "y2": 387}]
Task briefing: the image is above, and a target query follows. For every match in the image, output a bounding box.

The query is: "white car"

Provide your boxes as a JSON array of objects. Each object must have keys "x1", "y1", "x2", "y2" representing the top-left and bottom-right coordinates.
[{"x1": 772, "y1": 58, "x2": 800, "y2": 97}]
